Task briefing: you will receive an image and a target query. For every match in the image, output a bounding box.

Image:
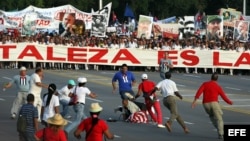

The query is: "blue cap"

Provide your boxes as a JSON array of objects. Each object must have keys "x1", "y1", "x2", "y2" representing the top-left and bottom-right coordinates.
[{"x1": 68, "y1": 80, "x2": 76, "y2": 85}]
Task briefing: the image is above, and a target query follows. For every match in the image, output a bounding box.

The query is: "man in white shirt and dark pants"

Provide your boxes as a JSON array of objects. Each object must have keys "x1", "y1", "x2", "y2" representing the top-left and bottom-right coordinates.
[
  {"x1": 29, "y1": 67, "x2": 48, "y2": 122},
  {"x1": 58, "y1": 79, "x2": 76, "y2": 119},
  {"x1": 151, "y1": 72, "x2": 189, "y2": 134}
]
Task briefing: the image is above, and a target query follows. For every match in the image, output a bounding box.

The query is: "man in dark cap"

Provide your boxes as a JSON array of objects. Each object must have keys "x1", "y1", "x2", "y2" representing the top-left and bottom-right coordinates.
[{"x1": 207, "y1": 15, "x2": 222, "y2": 41}]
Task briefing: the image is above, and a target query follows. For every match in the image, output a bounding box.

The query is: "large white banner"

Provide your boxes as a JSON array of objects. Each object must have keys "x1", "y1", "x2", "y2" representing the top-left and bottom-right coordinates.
[
  {"x1": 0, "y1": 5, "x2": 93, "y2": 36},
  {"x1": 0, "y1": 43, "x2": 249, "y2": 69}
]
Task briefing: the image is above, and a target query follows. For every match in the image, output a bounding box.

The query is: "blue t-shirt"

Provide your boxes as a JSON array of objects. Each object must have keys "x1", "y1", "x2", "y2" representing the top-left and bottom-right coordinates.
[
  {"x1": 10, "y1": 75, "x2": 31, "y2": 92},
  {"x1": 112, "y1": 71, "x2": 135, "y2": 92}
]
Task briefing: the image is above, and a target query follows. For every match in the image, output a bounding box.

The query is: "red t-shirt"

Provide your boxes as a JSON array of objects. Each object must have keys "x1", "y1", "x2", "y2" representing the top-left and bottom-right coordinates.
[
  {"x1": 195, "y1": 80, "x2": 232, "y2": 104},
  {"x1": 138, "y1": 80, "x2": 156, "y2": 97},
  {"x1": 77, "y1": 117, "x2": 108, "y2": 141},
  {"x1": 35, "y1": 127, "x2": 67, "y2": 141}
]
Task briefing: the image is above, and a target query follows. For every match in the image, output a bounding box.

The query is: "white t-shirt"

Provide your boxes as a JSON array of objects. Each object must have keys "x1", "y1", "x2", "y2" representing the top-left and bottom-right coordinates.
[
  {"x1": 42, "y1": 94, "x2": 60, "y2": 122},
  {"x1": 70, "y1": 86, "x2": 91, "y2": 104},
  {"x1": 29, "y1": 73, "x2": 42, "y2": 96},
  {"x1": 58, "y1": 85, "x2": 72, "y2": 101},
  {"x1": 156, "y1": 79, "x2": 178, "y2": 97}
]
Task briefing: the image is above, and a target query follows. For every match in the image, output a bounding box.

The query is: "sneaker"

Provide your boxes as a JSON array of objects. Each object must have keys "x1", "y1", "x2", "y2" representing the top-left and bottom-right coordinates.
[
  {"x1": 157, "y1": 124, "x2": 165, "y2": 128},
  {"x1": 165, "y1": 121, "x2": 172, "y2": 132},
  {"x1": 11, "y1": 113, "x2": 16, "y2": 119},
  {"x1": 218, "y1": 135, "x2": 223, "y2": 139},
  {"x1": 183, "y1": 127, "x2": 190, "y2": 134},
  {"x1": 114, "y1": 106, "x2": 123, "y2": 113}
]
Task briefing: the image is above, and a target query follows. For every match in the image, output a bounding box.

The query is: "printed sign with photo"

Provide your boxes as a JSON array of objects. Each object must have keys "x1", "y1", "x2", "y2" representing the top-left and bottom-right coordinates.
[{"x1": 91, "y1": 14, "x2": 107, "y2": 37}]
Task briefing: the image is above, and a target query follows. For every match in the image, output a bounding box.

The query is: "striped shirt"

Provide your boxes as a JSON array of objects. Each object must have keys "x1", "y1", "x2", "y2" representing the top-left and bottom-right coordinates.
[
  {"x1": 19, "y1": 103, "x2": 38, "y2": 133},
  {"x1": 160, "y1": 58, "x2": 172, "y2": 73},
  {"x1": 10, "y1": 75, "x2": 31, "y2": 92}
]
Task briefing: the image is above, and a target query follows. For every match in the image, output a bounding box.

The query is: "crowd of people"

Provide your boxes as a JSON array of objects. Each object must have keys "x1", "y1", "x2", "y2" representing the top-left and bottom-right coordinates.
[
  {"x1": 2, "y1": 62, "x2": 233, "y2": 140},
  {"x1": 3, "y1": 66, "x2": 114, "y2": 141},
  {"x1": 0, "y1": 27, "x2": 250, "y2": 75}
]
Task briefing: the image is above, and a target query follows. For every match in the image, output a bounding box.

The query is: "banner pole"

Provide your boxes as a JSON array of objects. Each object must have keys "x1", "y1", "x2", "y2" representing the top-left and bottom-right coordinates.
[{"x1": 99, "y1": 0, "x2": 103, "y2": 10}]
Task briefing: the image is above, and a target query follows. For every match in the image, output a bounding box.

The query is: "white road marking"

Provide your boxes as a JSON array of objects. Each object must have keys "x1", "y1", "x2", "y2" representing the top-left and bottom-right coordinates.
[
  {"x1": 225, "y1": 87, "x2": 241, "y2": 91},
  {"x1": 164, "y1": 117, "x2": 194, "y2": 124},
  {"x1": 223, "y1": 105, "x2": 250, "y2": 107},
  {"x1": 86, "y1": 97, "x2": 103, "y2": 103},
  {"x1": 101, "y1": 72, "x2": 115, "y2": 75},
  {"x1": 114, "y1": 135, "x2": 121, "y2": 138},
  {"x1": 183, "y1": 74, "x2": 201, "y2": 78},
  {"x1": 240, "y1": 78, "x2": 250, "y2": 81},
  {"x1": 0, "y1": 98, "x2": 5, "y2": 101},
  {"x1": 2, "y1": 77, "x2": 12, "y2": 80},
  {"x1": 176, "y1": 84, "x2": 186, "y2": 87}
]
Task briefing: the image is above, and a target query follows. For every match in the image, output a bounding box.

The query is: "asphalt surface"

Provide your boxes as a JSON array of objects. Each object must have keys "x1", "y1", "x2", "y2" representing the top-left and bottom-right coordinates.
[{"x1": 0, "y1": 68, "x2": 250, "y2": 141}]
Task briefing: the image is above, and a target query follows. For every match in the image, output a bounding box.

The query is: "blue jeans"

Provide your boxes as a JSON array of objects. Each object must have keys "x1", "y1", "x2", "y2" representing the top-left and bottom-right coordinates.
[
  {"x1": 60, "y1": 99, "x2": 70, "y2": 117},
  {"x1": 160, "y1": 72, "x2": 166, "y2": 79},
  {"x1": 64, "y1": 103, "x2": 87, "y2": 133}
]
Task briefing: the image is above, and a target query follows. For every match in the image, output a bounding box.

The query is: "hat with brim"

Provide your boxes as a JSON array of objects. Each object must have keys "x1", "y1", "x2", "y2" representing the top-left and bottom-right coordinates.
[
  {"x1": 47, "y1": 114, "x2": 68, "y2": 126},
  {"x1": 208, "y1": 15, "x2": 222, "y2": 23},
  {"x1": 89, "y1": 103, "x2": 103, "y2": 113},
  {"x1": 78, "y1": 77, "x2": 87, "y2": 83}
]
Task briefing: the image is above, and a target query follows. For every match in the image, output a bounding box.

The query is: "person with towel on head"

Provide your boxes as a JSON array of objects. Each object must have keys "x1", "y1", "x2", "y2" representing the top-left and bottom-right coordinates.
[{"x1": 57, "y1": 80, "x2": 76, "y2": 119}]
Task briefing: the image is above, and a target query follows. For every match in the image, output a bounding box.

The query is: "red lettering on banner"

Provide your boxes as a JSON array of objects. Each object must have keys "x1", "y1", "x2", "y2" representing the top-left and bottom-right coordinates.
[
  {"x1": 18, "y1": 45, "x2": 43, "y2": 60},
  {"x1": 234, "y1": 53, "x2": 250, "y2": 66},
  {"x1": 213, "y1": 52, "x2": 232, "y2": 66},
  {"x1": 68, "y1": 48, "x2": 87, "y2": 62},
  {"x1": 0, "y1": 45, "x2": 16, "y2": 59},
  {"x1": 158, "y1": 50, "x2": 178, "y2": 65},
  {"x1": 111, "y1": 49, "x2": 140, "y2": 64},
  {"x1": 89, "y1": 49, "x2": 108, "y2": 63},
  {"x1": 181, "y1": 50, "x2": 199, "y2": 66},
  {"x1": 36, "y1": 20, "x2": 50, "y2": 26},
  {"x1": 47, "y1": 47, "x2": 66, "y2": 61}
]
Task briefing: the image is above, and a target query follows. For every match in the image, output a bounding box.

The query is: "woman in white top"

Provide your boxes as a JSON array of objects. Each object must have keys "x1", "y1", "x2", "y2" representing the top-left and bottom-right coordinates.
[
  {"x1": 64, "y1": 77, "x2": 97, "y2": 134},
  {"x1": 41, "y1": 83, "x2": 60, "y2": 127}
]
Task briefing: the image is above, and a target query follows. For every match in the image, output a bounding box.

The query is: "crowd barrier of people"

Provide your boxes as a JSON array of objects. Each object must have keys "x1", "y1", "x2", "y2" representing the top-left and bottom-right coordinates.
[{"x1": 1, "y1": 29, "x2": 250, "y2": 75}]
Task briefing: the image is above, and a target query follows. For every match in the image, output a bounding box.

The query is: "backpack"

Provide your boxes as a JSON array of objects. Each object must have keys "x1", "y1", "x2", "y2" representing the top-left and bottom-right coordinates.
[{"x1": 17, "y1": 109, "x2": 27, "y2": 132}]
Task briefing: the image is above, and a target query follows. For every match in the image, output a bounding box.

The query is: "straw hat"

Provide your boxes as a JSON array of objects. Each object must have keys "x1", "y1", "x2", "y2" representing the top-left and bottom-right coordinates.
[
  {"x1": 47, "y1": 114, "x2": 68, "y2": 126},
  {"x1": 89, "y1": 103, "x2": 103, "y2": 113}
]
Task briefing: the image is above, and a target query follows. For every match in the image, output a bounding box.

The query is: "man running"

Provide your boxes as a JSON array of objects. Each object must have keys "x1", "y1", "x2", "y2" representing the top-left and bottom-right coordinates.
[{"x1": 4, "y1": 66, "x2": 31, "y2": 119}]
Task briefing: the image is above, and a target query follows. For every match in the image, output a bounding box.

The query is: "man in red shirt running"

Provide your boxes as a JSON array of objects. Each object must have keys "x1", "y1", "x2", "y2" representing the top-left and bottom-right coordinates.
[
  {"x1": 135, "y1": 73, "x2": 164, "y2": 128},
  {"x1": 192, "y1": 72, "x2": 233, "y2": 140}
]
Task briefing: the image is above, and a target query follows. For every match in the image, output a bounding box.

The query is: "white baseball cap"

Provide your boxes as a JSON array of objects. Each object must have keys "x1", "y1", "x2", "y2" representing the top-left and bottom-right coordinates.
[
  {"x1": 19, "y1": 66, "x2": 27, "y2": 71},
  {"x1": 141, "y1": 73, "x2": 148, "y2": 79},
  {"x1": 78, "y1": 77, "x2": 87, "y2": 83}
]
